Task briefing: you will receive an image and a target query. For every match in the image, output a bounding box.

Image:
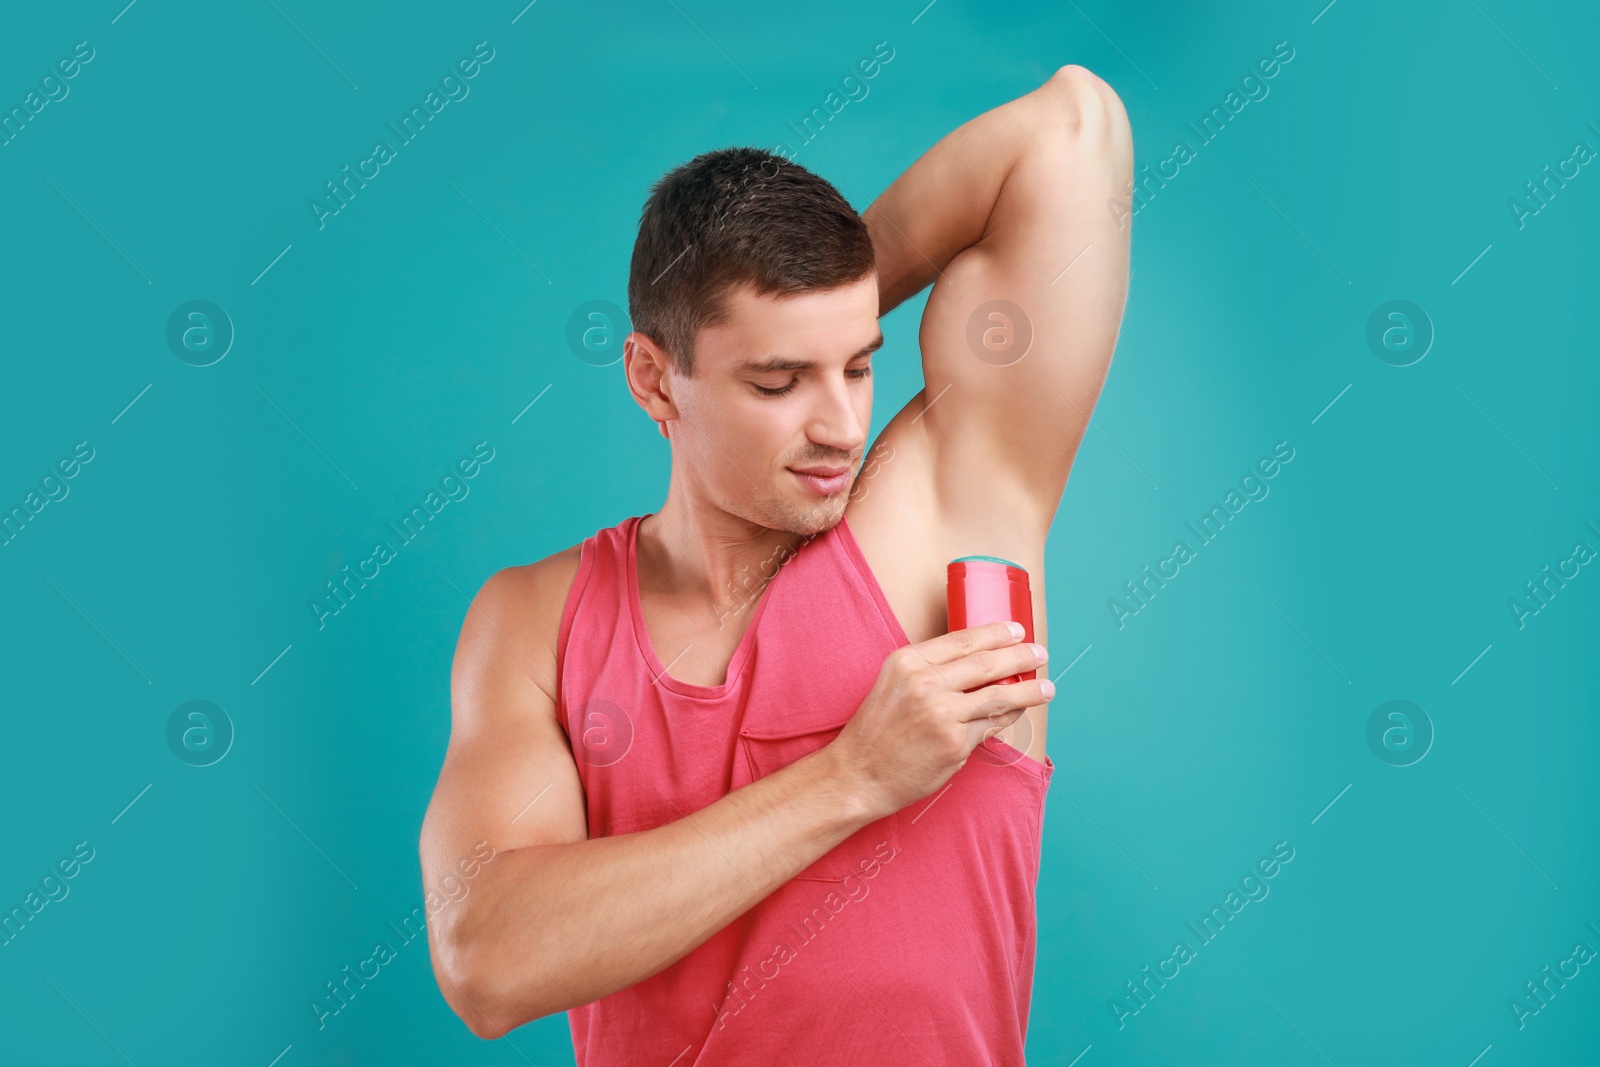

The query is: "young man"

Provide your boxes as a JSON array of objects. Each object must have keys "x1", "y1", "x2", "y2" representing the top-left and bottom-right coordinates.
[{"x1": 421, "y1": 64, "x2": 1132, "y2": 1064}]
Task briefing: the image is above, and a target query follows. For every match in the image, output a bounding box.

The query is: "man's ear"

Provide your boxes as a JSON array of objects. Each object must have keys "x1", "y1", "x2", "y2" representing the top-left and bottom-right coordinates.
[{"x1": 624, "y1": 332, "x2": 678, "y2": 439}]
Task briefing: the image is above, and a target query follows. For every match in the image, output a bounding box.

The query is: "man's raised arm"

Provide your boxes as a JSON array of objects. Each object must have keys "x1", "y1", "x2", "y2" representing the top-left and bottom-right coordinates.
[{"x1": 862, "y1": 65, "x2": 1134, "y2": 533}]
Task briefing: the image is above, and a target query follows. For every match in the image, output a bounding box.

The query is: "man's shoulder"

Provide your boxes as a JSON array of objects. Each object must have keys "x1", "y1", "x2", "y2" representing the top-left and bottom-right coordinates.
[
  {"x1": 457, "y1": 540, "x2": 588, "y2": 706},
  {"x1": 483, "y1": 541, "x2": 584, "y2": 595},
  {"x1": 473, "y1": 541, "x2": 586, "y2": 636},
  {"x1": 469, "y1": 513, "x2": 639, "y2": 641}
]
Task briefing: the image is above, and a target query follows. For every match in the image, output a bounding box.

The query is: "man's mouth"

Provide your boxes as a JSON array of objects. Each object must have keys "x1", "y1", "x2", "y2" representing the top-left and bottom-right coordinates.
[{"x1": 788, "y1": 465, "x2": 851, "y2": 496}]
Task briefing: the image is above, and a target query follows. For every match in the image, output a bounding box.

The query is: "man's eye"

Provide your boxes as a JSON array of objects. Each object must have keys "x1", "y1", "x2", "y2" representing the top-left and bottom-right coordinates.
[
  {"x1": 848, "y1": 366, "x2": 872, "y2": 381},
  {"x1": 753, "y1": 381, "x2": 797, "y2": 397}
]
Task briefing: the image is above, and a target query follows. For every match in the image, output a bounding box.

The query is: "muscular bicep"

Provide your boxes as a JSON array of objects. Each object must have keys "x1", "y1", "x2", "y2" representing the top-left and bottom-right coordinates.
[
  {"x1": 918, "y1": 68, "x2": 1133, "y2": 533},
  {"x1": 420, "y1": 565, "x2": 587, "y2": 895}
]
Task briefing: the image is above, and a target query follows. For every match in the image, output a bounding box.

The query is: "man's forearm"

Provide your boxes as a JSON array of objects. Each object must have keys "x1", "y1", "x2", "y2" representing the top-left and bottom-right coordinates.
[
  {"x1": 434, "y1": 743, "x2": 879, "y2": 1035},
  {"x1": 863, "y1": 76, "x2": 1066, "y2": 316}
]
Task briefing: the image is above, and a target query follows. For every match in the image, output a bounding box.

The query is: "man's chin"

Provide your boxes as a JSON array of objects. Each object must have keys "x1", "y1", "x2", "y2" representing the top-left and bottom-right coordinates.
[
  {"x1": 752, "y1": 493, "x2": 846, "y2": 538},
  {"x1": 786, "y1": 495, "x2": 848, "y2": 537},
  {"x1": 784, "y1": 517, "x2": 839, "y2": 539}
]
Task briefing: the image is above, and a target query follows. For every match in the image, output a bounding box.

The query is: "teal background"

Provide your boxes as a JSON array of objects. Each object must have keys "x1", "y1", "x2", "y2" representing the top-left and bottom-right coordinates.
[{"x1": 2, "y1": 0, "x2": 1597, "y2": 1063}]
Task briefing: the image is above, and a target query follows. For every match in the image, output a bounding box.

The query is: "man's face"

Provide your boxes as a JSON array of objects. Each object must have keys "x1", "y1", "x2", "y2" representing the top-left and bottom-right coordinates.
[{"x1": 663, "y1": 277, "x2": 881, "y2": 537}]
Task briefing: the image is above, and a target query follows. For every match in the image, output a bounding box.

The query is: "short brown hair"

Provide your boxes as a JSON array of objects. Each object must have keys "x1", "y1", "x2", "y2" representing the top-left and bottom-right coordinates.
[{"x1": 628, "y1": 148, "x2": 875, "y2": 377}]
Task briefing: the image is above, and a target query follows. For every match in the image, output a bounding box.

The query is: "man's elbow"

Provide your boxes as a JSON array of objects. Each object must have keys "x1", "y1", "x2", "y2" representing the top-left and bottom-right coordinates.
[
  {"x1": 1039, "y1": 64, "x2": 1132, "y2": 151},
  {"x1": 431, "y1": 927, "x2": 550, "y2": 1040}
]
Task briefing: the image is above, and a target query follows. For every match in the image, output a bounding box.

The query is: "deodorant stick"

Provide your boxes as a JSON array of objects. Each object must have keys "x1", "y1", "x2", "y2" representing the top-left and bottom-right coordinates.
[{"x1": 946, "y1": 555, "x2": 1035, "y2": 692}]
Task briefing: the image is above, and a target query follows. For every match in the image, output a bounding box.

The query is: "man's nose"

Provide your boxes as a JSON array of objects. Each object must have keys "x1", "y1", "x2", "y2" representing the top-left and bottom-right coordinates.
[{"x1": 807, "y1": 378, "x2": 867, "y2": 455}]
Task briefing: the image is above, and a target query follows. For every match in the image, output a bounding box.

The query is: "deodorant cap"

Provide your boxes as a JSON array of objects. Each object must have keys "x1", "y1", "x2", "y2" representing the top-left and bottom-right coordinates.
[{"x1": 950, "y1": 554, "x2": 1024, "y2": 569}]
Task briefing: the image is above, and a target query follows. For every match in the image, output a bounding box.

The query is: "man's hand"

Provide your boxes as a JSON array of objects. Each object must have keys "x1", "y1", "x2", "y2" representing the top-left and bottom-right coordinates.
[{"x1": 829, "y1": 620, "x2": 1053, "y2": 820}]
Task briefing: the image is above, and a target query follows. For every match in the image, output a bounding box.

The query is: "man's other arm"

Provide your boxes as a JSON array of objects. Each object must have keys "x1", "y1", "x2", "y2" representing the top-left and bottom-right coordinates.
[{"x1": 419, "y1": 562, "x2": 879, "y2": 1037}]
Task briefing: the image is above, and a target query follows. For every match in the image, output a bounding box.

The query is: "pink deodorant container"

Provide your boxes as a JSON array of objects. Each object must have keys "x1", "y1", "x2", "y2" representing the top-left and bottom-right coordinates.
[{"x1": 946, "y1": 555, "x2": 1035, "y2": 692}]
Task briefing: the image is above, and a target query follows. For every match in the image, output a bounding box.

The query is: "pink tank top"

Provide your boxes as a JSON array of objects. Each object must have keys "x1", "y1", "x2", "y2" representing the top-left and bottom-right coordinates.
[{"x1": 554, "y1": 512, "x2": 1054, "y2": 1066}]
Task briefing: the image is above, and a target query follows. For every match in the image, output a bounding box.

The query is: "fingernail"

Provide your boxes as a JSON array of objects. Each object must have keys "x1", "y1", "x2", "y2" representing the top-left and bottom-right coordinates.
[
  {"x1": 1041, "y1": 679, "x2": 1056, "y2": 699},
  {"x1": 1007, "y1": 621, "x2": 1025, "y2": 638},
  {"x1": 1031, "y1": 644, "x2": 1048, "y2": 662}
]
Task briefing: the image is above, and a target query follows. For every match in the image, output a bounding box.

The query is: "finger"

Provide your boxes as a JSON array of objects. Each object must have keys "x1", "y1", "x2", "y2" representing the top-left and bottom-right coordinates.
[
  {"x1": 957, "y1": 677, "x2": 1054, "y2": 720},
  {"x1": 940, "y1": 641, "x2": 1047, "y2": 693},
  {"x1": 963, "y1": 705, "x2": 1026, "y2": 751},
  {"x1": 963, "y1": 702, "x2": 1026, "y2": 734},
  {"x1": 915, "y1": 620, "x2": 1027, "y2": 668}
]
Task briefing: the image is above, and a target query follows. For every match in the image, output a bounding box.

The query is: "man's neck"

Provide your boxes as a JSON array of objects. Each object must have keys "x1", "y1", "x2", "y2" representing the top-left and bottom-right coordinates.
[{"x1": 637, "y1": 504, "x2": 808, "y2": 614}]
